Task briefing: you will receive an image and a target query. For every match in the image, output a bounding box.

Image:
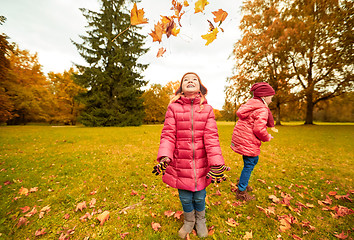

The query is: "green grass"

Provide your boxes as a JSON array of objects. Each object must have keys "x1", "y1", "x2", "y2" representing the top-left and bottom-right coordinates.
[{"x1": 0, "y1": 124, "x2": 353, "y2": 239}]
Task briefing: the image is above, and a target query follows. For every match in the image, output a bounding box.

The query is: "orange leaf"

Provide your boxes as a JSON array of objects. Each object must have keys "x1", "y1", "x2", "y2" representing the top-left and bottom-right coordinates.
[
  {"x1": 30, "y1": 187, "x2": 38, "y2": 192},
  {"x1": 164, "y1": 210, "x2": 175, "y2": 217},
  {"x1": 97, "y1": 211, "x2": 110, "y2": 225},
  {"x1": 269, "y1": 195, "x2": 280, "y2": 203},
  {"x1": 35, "y1": 228, "x2": 46, "y2": 236},
  {"x1": 183, "y1": 0, "x2": 189, "y2": 7},
  {"x1": 174, "y1": 211, "x2": 183, "y2": 219},
  {"x1": 149, "y1": 22, "x2": 164, "y2": 43},
  {"x1": 130, "y1": 3, "x2": 148, "y2": 25},
  {"x1": 75, "y1": 201, "x2": 87, "y2": 212},
  {"x1": 20, "y1": 206, "x2": 30, "y2": 213},
  {"x1": 17, "y1": 217, "x2": 29, "y2": 227},
  {"x1": 334, "y1": 231, "x2": 348, "y2": 239},
  {"x1": 151, "y1": 222, "x2": 161, "y2": 231},
  {"x1": 243, "y1": 231, "x2": 253, "y2": 239},
  {"x1": 194, "y1": 0, "x2": 209, "y2": 13},
  {"x1": 212, "y1": 9, "x2": 228, "y2": 23},
  {"x1": 201, "y1": 27, "x2": 218, "y2": 46},
  {"x1": 19, "y1": 187, "x2": 29, "y2": 196},
  {"x1": 225, "y1": 218, "x2": 239, "y2": 227},
  {"x1": 25, "y1": 207, "x2": 37, "y2": 217}
]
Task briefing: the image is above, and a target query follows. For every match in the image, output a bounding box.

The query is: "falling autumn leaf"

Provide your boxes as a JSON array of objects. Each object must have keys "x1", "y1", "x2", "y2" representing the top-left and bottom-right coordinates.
[
  {"x1": 201, "y1": 27, "x2": 218, "y2": 46},
  {"x1": 183, "y1": 0, "x2": 189, "y2": 7},
  {"x1": 149, "y1": 22, "x2": 164, "y2": 43},
  {"x1": 97, "y1": 211, "x2": 110, "y2": 225},
  {"x1": 130, "y1": 3, "x2": 148, "y2": 25},
  {"x1": 194, "y1": 0, "x2": 209, "y2": 13},
  {"x1": 151, "y1": 222, "x2": 161, "y2": 231},
  {"x1": 212, "y1": 9, "x2": 228, "y2": 23}
]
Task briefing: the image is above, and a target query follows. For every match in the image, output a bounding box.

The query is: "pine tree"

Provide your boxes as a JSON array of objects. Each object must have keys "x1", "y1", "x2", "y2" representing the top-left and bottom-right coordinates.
[{"x1": 72, "y1": 0, "x2": 148, "y2": 127}]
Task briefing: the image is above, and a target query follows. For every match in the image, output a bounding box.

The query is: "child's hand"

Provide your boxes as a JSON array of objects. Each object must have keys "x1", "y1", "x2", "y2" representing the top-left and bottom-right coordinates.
[
  {"x1": 152, "y1": 157, "x2": 170, "y2": 176},
  {"x1": 206, "y1": 165, "x2": 230, "y2": 183}
]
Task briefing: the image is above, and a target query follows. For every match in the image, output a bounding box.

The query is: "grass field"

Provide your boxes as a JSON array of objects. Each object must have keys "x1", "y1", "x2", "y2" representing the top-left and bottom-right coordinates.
[{"x1": 0, "y1": 123, "x2": 353, "y2": 239}]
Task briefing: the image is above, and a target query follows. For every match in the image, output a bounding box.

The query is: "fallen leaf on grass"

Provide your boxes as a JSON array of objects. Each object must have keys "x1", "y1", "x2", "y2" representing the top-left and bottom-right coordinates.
[
  {"x1": 151, "y1": 222, "x2": 161, "y2": 231},
  {"x1": 30, "y1": 187, "x2": 38, "y2": 192},
  {"x1": 63, "y1": 213, "x2": 70, "y2": 219},
  {"x1": 292, "y1": 234, "x2": 303, "y2": 240},
  {"x1": 97, "y1": 211, "x2": 110, "y2": 225},
  {"x1": 334, "y1": 231, "x2": 348, "y2": 239},
  {"x1": 208, "y1": 225, "x2": 215, "y2": 236},
  {"x1": 174, "y1": 211, "x2": 183, "y2": 219},
  {"x1": 328, "y1": 191, "x2": 337, "y2": 196},
  {"x1": 257, "y1": 206, "x2": 275, "y2": 216},
  {"x1": 164, "y1": 210, "x2": 175, "y2": 217},
  {"x1": 257, "y1": 179, "x2": 266, "y2": 184},
  {"x1": 131, "y1": 190, "x2": 138, "y2": 196},
  {"x1": 80, "y1": 212, "x2": 92, "y2": 222},
  {"x1": 269, "y1": 195, "x2": 280, "y2": 203},
  {"x1": 17, "y1": 217, "x2": 29, "y2": 227},
  {"x1": 25, "y1": 207, "x2": 37, "y2": 217},
  {"x1": 35, "y1": 228, "x2": 46, "y2": 236},
  {"x1": 20, "y1": 206, "x2": 30, "y2": 213},
  {"x1": 306, "y1": 203, "x2": 314, "y2": 208},
  {"x1": 75, "y1": 201, "x2": 87, "y2": 212},
  {"x1": 243, "y1": 231, "x2": 252, "y2": 239},
  {"x1": 19, "y1": 187, "x2": 29, "y2": 196},
  {"x1": 278, "y1": 214, "x2": 297, "y2": 232},
  {"x1": 120, "y1": 232, "x2": 129, "y2": 239},
  {"x1": 89, "y1": 198, "x2": 96, "y2": 208},
  {"x1": 225, "y1": 218, "x2": 239, "y2": 227}
]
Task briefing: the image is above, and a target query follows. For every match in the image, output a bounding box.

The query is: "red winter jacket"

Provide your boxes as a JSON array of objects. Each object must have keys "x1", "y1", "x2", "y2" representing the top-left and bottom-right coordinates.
[
  {"x1": 157, "y1": 96, "x2": 224, "y2": 192},
  {"x1": 230, "y1": 98, "x2": 271, "y2": 157}
]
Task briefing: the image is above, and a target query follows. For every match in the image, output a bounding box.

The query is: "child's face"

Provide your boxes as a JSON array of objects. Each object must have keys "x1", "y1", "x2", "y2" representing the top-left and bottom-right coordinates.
[
  {"x1": 181, "y1": 73, "x2": 200, "y2": 96},
  {"x1": 263, "y1": 95, "x2": 273, "y2": 105}
]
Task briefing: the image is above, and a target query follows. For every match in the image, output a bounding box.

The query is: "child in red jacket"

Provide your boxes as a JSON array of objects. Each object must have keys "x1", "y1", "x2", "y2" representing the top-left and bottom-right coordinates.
[
  {"x1": 153, "y1": 72, "x2": 229, "y2": 238},
  {"x1": 231, "y1": 82, "x2": 276, "y2": 201}
]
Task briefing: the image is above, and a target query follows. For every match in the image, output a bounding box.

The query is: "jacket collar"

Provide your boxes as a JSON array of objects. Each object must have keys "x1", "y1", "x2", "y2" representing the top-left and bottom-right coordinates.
[{"x1": 177, "y1": 95, "x2": 202, "y2": 104}]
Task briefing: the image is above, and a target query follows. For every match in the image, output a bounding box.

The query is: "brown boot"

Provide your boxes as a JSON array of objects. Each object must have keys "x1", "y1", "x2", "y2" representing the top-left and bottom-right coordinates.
[
  {"x1": 235, "y1": 189, "x2": 255, "y2": 201},
  {"x1": 178, "y1": 210, "x2": 195, "y2": 239},
  {"x1": 236, "y1": 179, "x2": 253, "y2": 192},
  {"x1": 195, "y1": 210, "x2": 208, "y2": 238}
]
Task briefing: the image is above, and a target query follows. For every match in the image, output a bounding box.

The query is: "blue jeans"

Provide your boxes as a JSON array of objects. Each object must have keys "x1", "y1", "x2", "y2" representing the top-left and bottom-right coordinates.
[
  {"x1": 178, "y1": 189, "x2": 206, "y2": 212},
  {"x1": 238, "y1": 155, "x2": 259, "y2": 191}
]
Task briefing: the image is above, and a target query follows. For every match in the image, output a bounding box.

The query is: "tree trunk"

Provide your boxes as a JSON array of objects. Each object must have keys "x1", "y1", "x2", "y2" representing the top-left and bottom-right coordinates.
[
  {"x1": 275, "y1": 101, "x2": 281, "y2": 125},
  {"x1": 305, "y1": 93, "x2": 314, "y2": 124}
]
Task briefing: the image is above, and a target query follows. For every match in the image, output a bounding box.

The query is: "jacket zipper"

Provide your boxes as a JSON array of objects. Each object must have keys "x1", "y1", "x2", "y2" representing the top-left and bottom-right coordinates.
[{"x1": 191, "y1": 99, "x2": 197, "y2": 191}]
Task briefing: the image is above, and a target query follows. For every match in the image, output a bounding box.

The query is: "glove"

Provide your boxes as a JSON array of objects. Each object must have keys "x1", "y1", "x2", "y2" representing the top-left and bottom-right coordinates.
[
  {"x1": 206, "y1": 165, "x2": 230, "y2": 183},
  {"x1": 152, "y1": 157, "x2": 170, "y2": 176}
]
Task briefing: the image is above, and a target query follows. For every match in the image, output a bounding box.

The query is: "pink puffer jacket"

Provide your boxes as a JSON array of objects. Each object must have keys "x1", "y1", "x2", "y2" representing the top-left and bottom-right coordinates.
[
  {"x1": 157, "y1": 96, "x2": 224, "y2": 192},
  {"x1": 230, "y1": 98, "x2": 271, "y2": 157}
]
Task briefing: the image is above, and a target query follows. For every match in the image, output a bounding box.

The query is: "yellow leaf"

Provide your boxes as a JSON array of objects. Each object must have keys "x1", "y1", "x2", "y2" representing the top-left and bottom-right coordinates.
[
  {"x1": 130, "y1": 3, "x2": 148, "y2": 25},
  {"x1": 201, "y1": 27, "x2": 218, "y2": 46},
  {"x1": 194, "y1": 0, "x2": 209, "y2": 13},
  {"x1": 184, "y1": 0, "x2": 189, "y2": 7},
  {"x1": 19, "y1": 187, "x2": 29, "y2": 196}
]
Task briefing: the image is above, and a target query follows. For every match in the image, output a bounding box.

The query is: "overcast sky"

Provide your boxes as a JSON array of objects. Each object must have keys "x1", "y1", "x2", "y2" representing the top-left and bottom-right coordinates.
[{"x1": 1, "y1": 0, "x2": 243, "y2": 109}]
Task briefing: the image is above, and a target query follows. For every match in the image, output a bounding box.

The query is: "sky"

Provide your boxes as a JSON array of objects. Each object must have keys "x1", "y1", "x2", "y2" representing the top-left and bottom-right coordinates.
[{"x1": 1, "y1": 0, "x2": 243, "y2": 110}]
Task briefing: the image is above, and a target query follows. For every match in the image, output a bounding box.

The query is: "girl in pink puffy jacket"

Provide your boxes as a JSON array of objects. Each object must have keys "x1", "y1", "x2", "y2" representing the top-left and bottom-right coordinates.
[
  {"x1": 231, "y1": 82, "x2": 276, "y2": 202},
  {"x1": 152, "y1": 72, "x2": 229, "y2": 239}
]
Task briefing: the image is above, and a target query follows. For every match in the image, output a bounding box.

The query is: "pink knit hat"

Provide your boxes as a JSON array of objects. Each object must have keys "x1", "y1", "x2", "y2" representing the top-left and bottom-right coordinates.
[{"x1": 250, "y1": 82, "x2": 275, "y2": 97}]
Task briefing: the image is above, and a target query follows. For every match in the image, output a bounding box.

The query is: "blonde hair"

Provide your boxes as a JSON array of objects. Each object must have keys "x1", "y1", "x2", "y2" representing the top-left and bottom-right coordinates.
[{"x1": 170, "y1": 72, "x2": 208, "y2": 111}]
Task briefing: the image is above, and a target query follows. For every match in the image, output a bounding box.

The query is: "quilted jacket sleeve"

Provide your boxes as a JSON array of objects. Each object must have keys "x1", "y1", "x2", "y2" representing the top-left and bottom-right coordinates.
[
  {"x1": 157, "y1": 105, "x2": 176, "y2": 161},
  {"x1": 204, "y1": 108, "x2": 225, "y2": 166},
  {"x1": 253, "y1": 108, "x2": 271, "y2": 142}
]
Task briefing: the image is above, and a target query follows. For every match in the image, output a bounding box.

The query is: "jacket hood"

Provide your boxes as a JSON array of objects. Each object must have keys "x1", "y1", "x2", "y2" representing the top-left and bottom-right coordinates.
[{"x1": 237, "y1": 98, "x2": 266, "y2": 119}]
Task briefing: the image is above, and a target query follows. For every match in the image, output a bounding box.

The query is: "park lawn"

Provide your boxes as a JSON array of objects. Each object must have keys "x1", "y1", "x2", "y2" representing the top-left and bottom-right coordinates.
[{"x1": 0, "y1": 123, "x2": 353, "y2": 240}]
